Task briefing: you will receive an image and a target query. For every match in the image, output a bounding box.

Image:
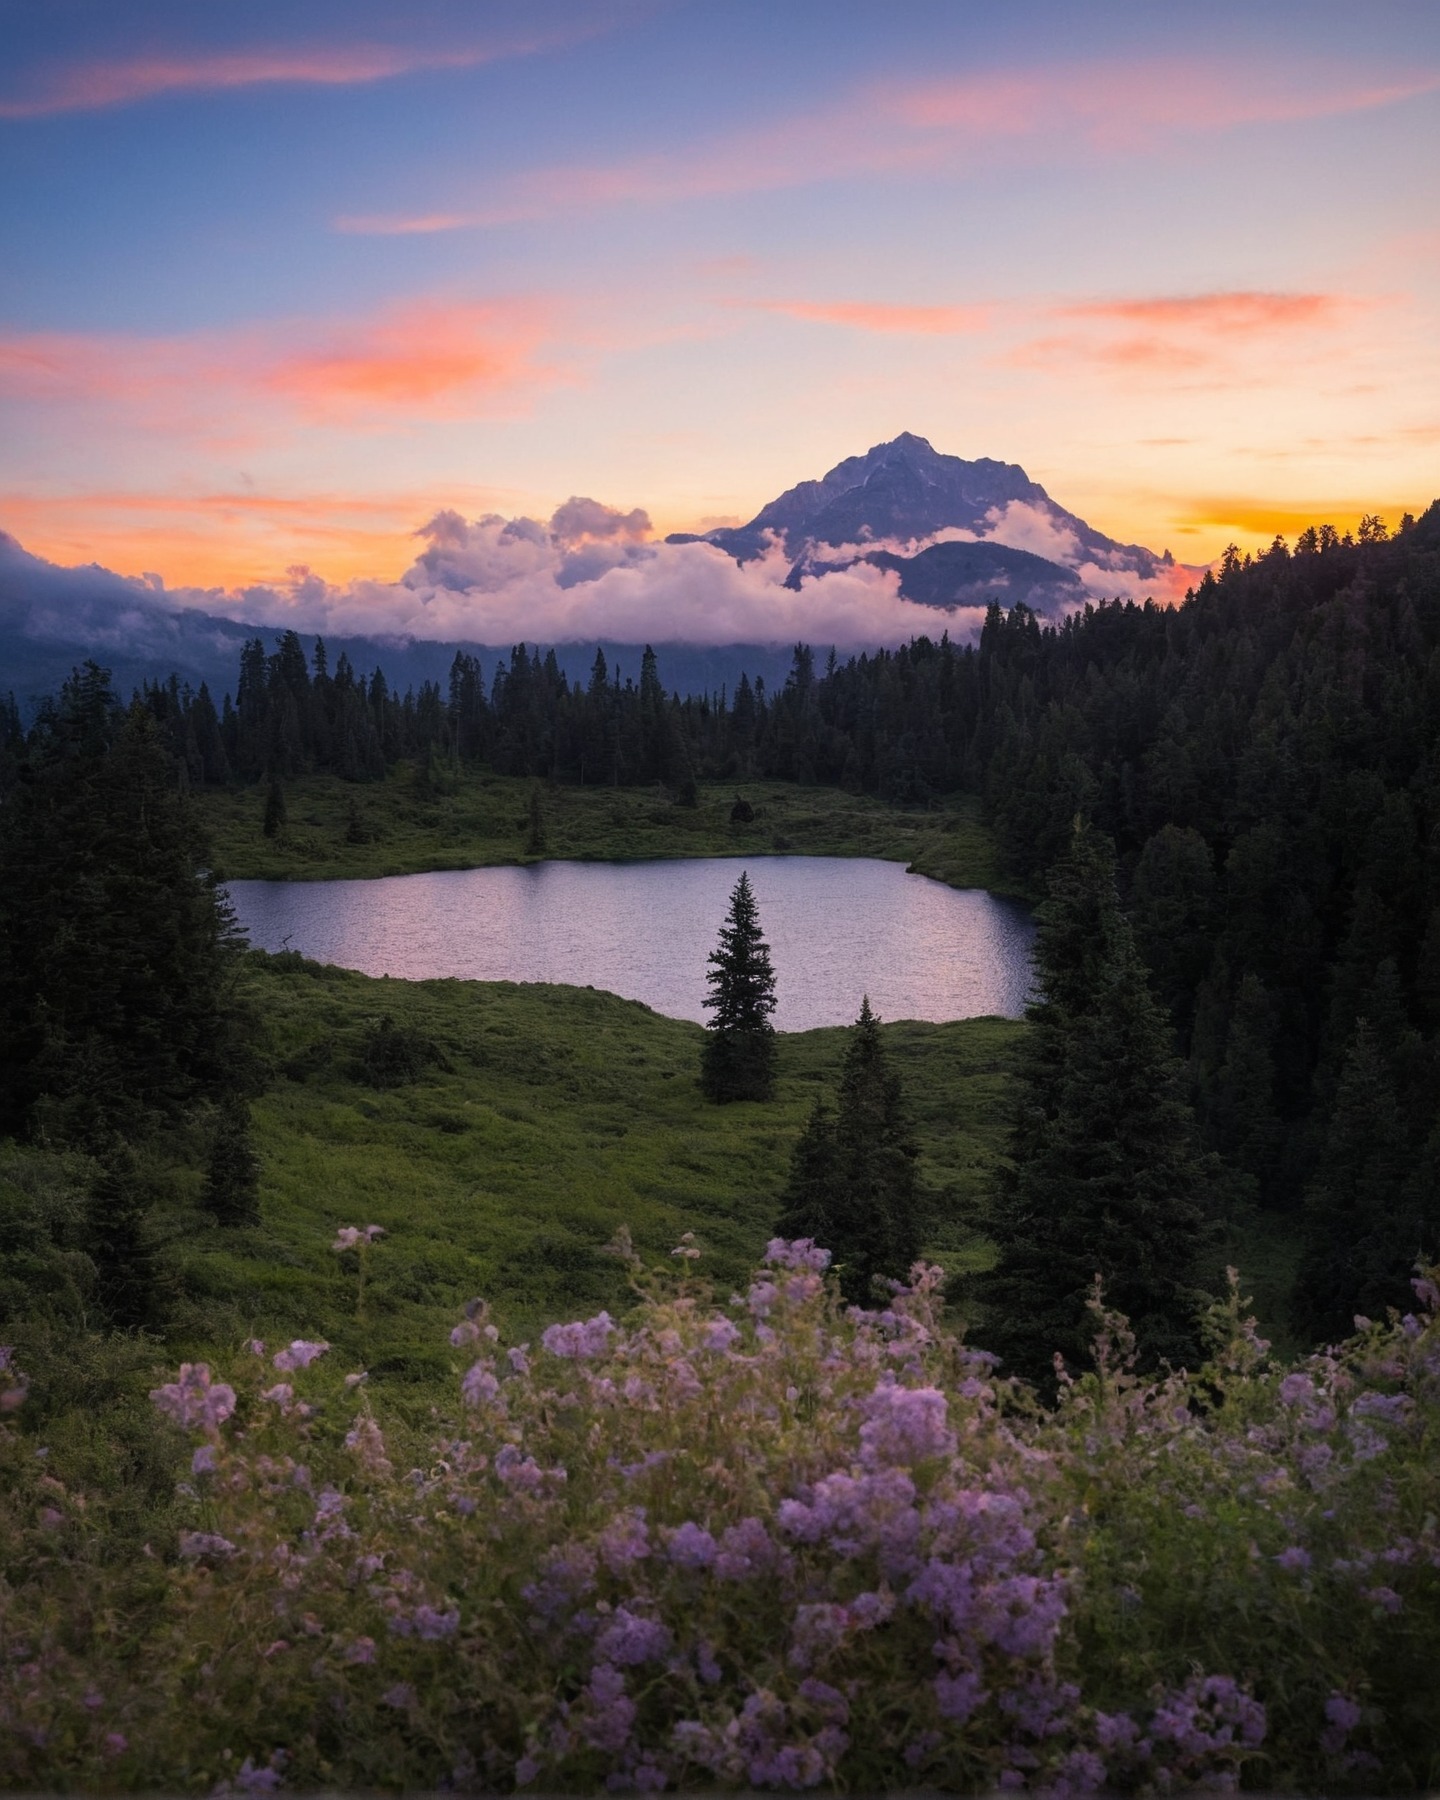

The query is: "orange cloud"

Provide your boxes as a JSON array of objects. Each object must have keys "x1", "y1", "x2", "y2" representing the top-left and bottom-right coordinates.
[
  {"x1": 0, "y1": 483, "x2": 517, "y2": 589},
  {"x1": 1060, "y1": 291, "x2": 1358, "y2": 332},
  {"x1": 746, "y1": 299, "x2": 992, "y2": 335},
  {"x1": 0, "y1": 297, "x2": 562, "y2": 437},
  {"x1": 0, "y1": 22, "x2": 610, "y2": 119},
  {"x1": 1005, "y1": 287, "x2": 1378, "y2": 382},
  {"x1": 335, "y1": 57, "x2": 1440, "y2": 234},
  {"x1": 264, "y1": 300, "x2": 559, "y2": 420},
  {"x1": 1179, "y1": 497, "x2": 1429, "y2": 539}
]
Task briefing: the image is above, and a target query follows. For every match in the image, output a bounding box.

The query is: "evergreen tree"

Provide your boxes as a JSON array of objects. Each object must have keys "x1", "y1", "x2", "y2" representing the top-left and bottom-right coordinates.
[
  {"x1": 776, "y1": 997, "x2": 922, "y2": 1302},
  {"x1": 701, "y1": 871, "x2": 777, "y2": 1101},
  {"x1": 85, "y1": 1143, "x2": 169, "y2": 1332},
  {"x1": 981, "y1": 823, "x2": 1217, "y2": 1381},
  {"x1": 526, "y1": 784, "x2": 548, "y2": 854},
  {"x1": 1293, "y1": 1019, "x2": 1422, "y2": 1341},
  {"x1": 202, "y1": 1098, "x2": 262, "y2": 1228},
  {"x1": 262, "y1": 777, "x2": 287, "y2": 838},
  {"x1": 0, "y1": 672, "x2": 249, "y2": 1143}
]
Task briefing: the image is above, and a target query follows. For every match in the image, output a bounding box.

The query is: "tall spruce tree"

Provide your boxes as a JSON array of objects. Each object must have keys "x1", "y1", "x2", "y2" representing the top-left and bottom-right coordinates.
[
  {"x1": 0, "y1": 668, "x2": 249, "y2": 1143},
  {"x1": 701, "y1": 871, "x2": 777, "y2": 1101},
  {"x1": 981, "y1": 822, "x2": 1217, "y2": 1381},
  {"x1": 776, "y1": 997, "x2": 922, "y2": 1302},
  {"x1": 1292, "y1": 1019, "x2": 1423, "y2": 1342},
  {"x1": 202, "y1": 1097, "x2": 262, "y2": 1228}
]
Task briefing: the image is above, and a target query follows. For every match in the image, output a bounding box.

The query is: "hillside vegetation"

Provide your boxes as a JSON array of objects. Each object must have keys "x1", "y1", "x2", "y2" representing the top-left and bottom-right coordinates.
[
  {"x1": 4, "y1": 953, "x2": 1023, "y2": 1383},
  {"x1": 197, "y1": 772, "x2": 999, "y2": 889}
]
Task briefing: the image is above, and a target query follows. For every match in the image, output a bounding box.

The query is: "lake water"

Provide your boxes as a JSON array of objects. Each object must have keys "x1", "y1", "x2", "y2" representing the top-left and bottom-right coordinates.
[{"x1": 226, "y1": 857, "x2": 1034, "y2": 1032}]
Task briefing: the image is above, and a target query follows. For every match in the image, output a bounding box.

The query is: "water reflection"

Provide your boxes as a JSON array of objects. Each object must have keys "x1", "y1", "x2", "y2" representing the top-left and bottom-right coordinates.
[{"x1": 226, "y1": 857, "x2": 1034, "y2": 1032}]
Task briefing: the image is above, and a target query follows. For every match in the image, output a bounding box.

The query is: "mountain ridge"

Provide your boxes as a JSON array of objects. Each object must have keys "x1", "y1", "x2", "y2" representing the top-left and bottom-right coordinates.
[{"x1": 668, "y1": 432, "x2": 1173, "y2": 604}]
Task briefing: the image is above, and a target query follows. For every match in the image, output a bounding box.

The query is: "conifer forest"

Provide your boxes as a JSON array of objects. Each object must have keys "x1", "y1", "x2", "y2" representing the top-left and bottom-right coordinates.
[{"x1": 3, "y1": 507, "x2": 1440, "y2": 1790}]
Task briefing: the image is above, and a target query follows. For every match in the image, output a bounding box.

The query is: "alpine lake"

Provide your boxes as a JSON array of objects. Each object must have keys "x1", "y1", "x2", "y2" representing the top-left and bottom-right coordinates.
[{"x1": 226, "y1": 855, "x2": 1035, "y2": 1032}]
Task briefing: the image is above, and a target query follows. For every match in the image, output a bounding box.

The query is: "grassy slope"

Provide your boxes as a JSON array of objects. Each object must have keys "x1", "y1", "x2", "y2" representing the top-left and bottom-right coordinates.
[
  {"x1": 198, "y1": 768, "x2": 1005, "y2": 892},
  {"x1": 170, "y1": 953, "x2": 1023, "y2": 1387}
]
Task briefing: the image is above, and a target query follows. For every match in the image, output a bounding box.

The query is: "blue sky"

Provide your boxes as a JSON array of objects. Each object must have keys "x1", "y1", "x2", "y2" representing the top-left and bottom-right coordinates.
[{"x1": 1, "y1": 0, "x2": 1437, "y2": 641}]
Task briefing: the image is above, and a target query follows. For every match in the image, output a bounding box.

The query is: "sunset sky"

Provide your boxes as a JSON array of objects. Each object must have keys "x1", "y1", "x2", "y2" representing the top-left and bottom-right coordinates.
[{"x1": 2, "y1": 0, "x2": 1438, "y2": 642}]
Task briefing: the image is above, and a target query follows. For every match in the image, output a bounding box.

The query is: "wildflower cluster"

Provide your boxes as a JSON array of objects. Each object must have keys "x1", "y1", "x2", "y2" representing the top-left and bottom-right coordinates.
[{"x1": 2, "y1": 1253, "x2": 1440, "y2": 1792}]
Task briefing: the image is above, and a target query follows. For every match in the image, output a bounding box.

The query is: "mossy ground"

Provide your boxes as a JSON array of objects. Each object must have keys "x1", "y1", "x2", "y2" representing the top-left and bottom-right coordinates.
[
  {"x1": 198, "y1": 768, "x2": 1004, "y2": 892},
  {"x1": 165, "y1": 953, "x2": 1023, "y2": 1386}
]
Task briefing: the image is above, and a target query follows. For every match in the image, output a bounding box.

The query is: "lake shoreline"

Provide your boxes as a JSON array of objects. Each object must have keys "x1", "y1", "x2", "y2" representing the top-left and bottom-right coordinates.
[
  {"x1": 198, "y1": 767, "x2": 1026, "y2": 896},
  {"x1": 227, "y1": 855, "x2": 1036, "y2": 1032}
]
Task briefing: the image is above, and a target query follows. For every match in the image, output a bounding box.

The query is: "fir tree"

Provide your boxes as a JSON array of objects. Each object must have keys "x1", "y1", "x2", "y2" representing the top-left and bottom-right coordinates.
[
  {"x1": 776, "y1": 997, "x2": 922, "y2": 1302},
  {"x1": 202, "y1": 1098, "x2": 262, "y2": 1228},
  {"x1": 701, "y1": 871, "x2": 777, "y2": 1101},
  {"x1": 981, "y1": 823, "x2": 1217, "y2": 1381},
  {"x1": 0, "y1": 675, "x2": 249, "y2": 1143},
  {"x1": 1293, "y1": 1019, "x2": 1420, "y2": 1342},
  {"x1": 262, "y1": 777, "x2": 287, "y2": 838},
  {"x1": 85, "y1": 1143, "x2": 169, "y2": 1332},
  {"x1": 526, "y1": 784, "x2": 548, "y2": 855}
]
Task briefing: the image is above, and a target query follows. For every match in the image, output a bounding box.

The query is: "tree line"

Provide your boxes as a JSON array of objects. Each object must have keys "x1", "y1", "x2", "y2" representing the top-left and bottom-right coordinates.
[{"x1": 3, "y1": 501, "x2": 1438, "y2": 1361}]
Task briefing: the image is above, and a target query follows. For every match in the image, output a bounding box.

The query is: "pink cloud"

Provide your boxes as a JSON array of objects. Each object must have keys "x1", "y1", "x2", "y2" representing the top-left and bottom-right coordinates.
[
  {"x1": 334, "y1": 57, "x2": 1440, "y2": 234},
  {"x1": 0, "y1": 21, "x2": 613, "y2": 119},
  {"x1": 1006, "y1": 287, "x2": 1379, "y2": 381},
  {"x1": 1059, "y1": 291, "x2": 1360, "y2": 333},
  {"x1": 745, "y1": 300, "x2": 992, "y2": 335},
  {"x1": 0, "y1": 297, "x2": 563, "y2": 437}
]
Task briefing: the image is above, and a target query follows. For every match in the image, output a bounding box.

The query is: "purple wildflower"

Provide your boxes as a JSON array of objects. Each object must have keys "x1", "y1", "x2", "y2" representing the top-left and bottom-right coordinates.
[
  {"x1": 461, "y1": 1361, "x2": 503, "y2": 1408},
  {"x1": 701, "y1": 1317, "x2": 741, "y2": 1353},
  {"x1": 271, "y1": 1340, "x2": 329, "y2": 1372},
  {"x1": 1321, "y1": 1692, "x2": 1363, "y2": 1754},
  {"x1": 595, "y1": 1607, "x2": 672, "y2": 1666},
  {"x1": 764, "y1": 1237, "x2": 831, "y2": 1271},
  {"x1": 150, "y1": 1363, "x2": 237, "y2": 1432},
  {"x1": 715, "y1": 1515, "x2": 783, "y2": 1580},
  {"x1": 858, "y1": 1381, "x2": 955, "y2": 1468},
  {"x1": 541, "y1": 1311, "x2": 615, "y2": 1359},
  {"x1": 1351, "y1": 1391, "x2": 1412, "y2": 1424},
  {"x1": 178, "y1": 1531, "x2": 236, "y2": 1560},
  {"x1": 579, "y1": 1664, "x2": 637, "y2": 1752},
  {"x1": 665, "y1": 1520, "x2": 717, "y2": 1570}
]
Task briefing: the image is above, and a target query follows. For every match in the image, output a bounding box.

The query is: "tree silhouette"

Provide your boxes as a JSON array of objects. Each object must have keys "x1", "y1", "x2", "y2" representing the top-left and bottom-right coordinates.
[
  {"x1": 701, "y1": 871, "x2": 777, "y2": 1101},
  {"x1": 776, "y1": 997, "x2": 922, "y2": 1302},
  {"x1": 981, "y1": 823, "x2": 1216, "y2": 1381}
]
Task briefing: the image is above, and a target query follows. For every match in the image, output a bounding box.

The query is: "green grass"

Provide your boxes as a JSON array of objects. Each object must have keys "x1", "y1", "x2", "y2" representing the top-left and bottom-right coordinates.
[
  {"x1": 198, "y1": 767, "x2": 1004, "y2": 891},
  {"x1": 167, "y1": 952, "x2": 1023, "y2": 1386}
]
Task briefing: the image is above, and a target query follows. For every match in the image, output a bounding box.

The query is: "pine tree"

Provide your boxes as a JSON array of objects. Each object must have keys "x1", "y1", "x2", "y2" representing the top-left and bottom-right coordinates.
[
  {"x1": 262, "y1": 777, "x2": 287, "y2": 838},
  {"x1": 85, "y1": 1143, "x2": 169, "y2": 1332},
  {"x1": 0, "y1": 675, "x2": 249, "y2": 1143},
  {"x1": 776, "y1": 997, "x2": 922, "y2": 1302},
  {"x1": 1293, "y1": 1019, "x2": 1418, "y2": 1342},
  {"x1": 526, "y1": 784, "x2": 548, "y2": 855},
  {"x1": 701, "y1": 871, "x2": 777, "y2": 1101},
  {"x1": 202, "y1": 1098, "x2": 262, "y2": 1228},
  {"x1": 981, "y1": 823, "x2": 1217, "y2": 1381}
]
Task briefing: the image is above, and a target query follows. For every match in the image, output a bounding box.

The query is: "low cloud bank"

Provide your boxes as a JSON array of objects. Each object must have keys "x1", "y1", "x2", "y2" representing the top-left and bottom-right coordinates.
[{"x1": 3, "y1": 494, "x2": 1201, "y2": 657}]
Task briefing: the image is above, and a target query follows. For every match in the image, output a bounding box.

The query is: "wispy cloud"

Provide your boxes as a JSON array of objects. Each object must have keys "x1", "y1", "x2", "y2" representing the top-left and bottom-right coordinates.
[
  {"x1": 0, "y1": 20, "x2": 608, "y2": 120},
  {"x1": 744, "y1": 300, "x2": 992, "y2": 336},
  {"x1": 1007, "y1": 287, "x2": 1376, "y2": 380},
  {"x1": 0, "y1": 297, "x2": 564, "y2": 439},
  {"x1": 1059, "y1": 291, "x2": 1359, "y2": 332},
  {"x1": 335, "y1": 57, "x2": 1440, "y2": 234}
]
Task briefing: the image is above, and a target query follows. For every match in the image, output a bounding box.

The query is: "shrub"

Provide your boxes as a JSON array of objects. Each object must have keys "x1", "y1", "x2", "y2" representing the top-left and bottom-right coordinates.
[{"x1": 3, "y1": 1253, "x2": 1440, "y2": 1791}]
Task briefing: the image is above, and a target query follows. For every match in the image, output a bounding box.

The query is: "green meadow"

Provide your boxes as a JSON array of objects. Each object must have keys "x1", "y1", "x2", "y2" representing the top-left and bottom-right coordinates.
[
  {"x1": 131, "y1": 953, "x2": 1023, "y2": 1384},
  {"x1": 197, "y1": 767, "x2": 1004, "y2": 891}
]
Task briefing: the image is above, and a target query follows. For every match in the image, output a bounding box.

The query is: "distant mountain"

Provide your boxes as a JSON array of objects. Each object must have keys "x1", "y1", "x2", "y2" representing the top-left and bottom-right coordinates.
[
  {"x1": 669, "y1": 431, "x2": 1172, "y2": 611},
  {"x1": 791, "y1": 539, "x2": 1085, "y2": 613}
]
